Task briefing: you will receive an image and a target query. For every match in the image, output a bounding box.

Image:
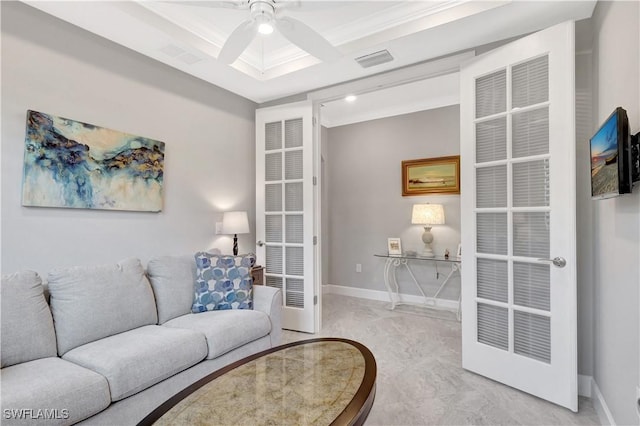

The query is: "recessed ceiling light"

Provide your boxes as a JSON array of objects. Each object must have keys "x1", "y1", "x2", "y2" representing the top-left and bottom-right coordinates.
[
  {"x1": 258, "y1": 22, "x2": 274, "y2": 35},
  {"x1": 345, "y1": 95, "x2": 357, "y2": 102}
]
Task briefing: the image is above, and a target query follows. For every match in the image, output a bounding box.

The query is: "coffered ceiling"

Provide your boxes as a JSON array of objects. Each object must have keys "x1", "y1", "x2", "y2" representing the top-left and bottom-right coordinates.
[{"x1": 23, "y1": 1, "x2": 596, "y2": 104}]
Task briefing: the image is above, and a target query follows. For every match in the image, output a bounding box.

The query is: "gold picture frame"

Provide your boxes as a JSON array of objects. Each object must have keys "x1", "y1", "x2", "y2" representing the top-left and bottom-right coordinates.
[{"x1": 402, "y1": 155, "x2": 460, "y2": 196}]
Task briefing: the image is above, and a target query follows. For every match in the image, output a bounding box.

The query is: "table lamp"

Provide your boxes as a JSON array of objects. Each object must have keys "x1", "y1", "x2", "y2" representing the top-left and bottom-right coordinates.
[
  {"x1": 222, "y1": 211, "x2": 250, "y2": 256},
  {"x1": 411, "y1": 204, "x2": 445, "y2": 257}
]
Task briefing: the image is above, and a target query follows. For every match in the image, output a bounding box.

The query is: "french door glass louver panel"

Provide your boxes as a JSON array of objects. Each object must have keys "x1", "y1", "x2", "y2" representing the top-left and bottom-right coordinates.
[
  {"x1": 477, "y1": 213, "x2": 508, "y2": 255},
  {"x1": 265, "y1": 153, "x2": 282, "y2": 181},
  {"x1": 476, "y1": 70, "x2": 507, "y2": 118},
  {"x1": 285, "y1": 246, "x2": 304, "y2": 276},
  {"x1": 514, "y1": 262, "x2": 550, "y2": 311},
  {"x1": 477, "y1": 258, "x2": 508, "y2": 303},
  {"x1": 476, "y1": 117, "x2": 507, "y2": 163},
  {"x1": 476, "y1": 166, "x2": 507, "y2": 208},
  {"x1": 512, "y1": 56, "x2": 549, "y2": 108},
  {"x1": 514, "y1": 310, "x2": 551, "y2": 363},
  {"x1": 265, "y1": 184, "x2": 282, "y2": 212},
  {"x1": 285, "y1": 150, "x2": 303, "y2": 180},
  {"x1": 285, "y1": 182, "x2": 303, "y2": 211},
  {"x1": 477, "y1": 303, "x2": 509, "y2": 351},
  {"x1": 285, "y1": 215, "x2": 303, "y2": 244},
  {"x1": 513, "y1": 212, "x2": 550, "y2": 258},
  {"x1": 266, "y1": 276, "x2": 283, "y2": 289},
  {"x1": 285, "y1": 278, "x2": 304, "y2": 308},
  {"x1": 265, "y1": 215, "x2": 282, "y2": 243},
  {"x1": 284, "y1": 118, "x2": 303, "y2": 148},
  {"x1": 266, "y1": 246, "x2": 283, "y2": 274},
  {"x1": 513, "y1": 160, "x2": 550, "y2": 207},
  {"x1": 513, "y1": 107, "x2": 549, "y2": 158},
  {"x1": 265, "y1": 121, "x2": 282, "y2": 151}
]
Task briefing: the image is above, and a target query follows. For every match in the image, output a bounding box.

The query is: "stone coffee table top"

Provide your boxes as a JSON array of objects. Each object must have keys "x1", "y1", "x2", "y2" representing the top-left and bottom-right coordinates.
[{"x1": 138, "y1": 338, "x2": 377, "y2": 426}]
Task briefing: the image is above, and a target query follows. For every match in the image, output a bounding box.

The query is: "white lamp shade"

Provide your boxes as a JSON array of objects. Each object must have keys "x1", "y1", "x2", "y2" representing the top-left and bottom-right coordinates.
[
  {"x1": 411, "y1": 204, "x2": 445, "y2": 225},
  {"x1": 221, "y1": 211, "x2": 250, "y2": 234}
]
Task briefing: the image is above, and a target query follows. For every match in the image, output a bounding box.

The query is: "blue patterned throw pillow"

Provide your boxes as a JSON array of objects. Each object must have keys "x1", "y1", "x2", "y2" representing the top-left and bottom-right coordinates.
[{"x1": 192, "y1": 252, "x2": 256, "y2": 313}]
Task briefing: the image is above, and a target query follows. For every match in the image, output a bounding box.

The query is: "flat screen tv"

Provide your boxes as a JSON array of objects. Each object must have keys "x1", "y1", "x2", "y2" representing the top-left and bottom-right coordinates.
[{"x1": 590, "y1": 107, "x2": 631, "y2": 199}]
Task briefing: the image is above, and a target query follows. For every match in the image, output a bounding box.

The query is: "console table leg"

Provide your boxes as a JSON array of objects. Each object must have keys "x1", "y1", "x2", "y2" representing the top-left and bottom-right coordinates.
[{"x1": 383, "y1": 258, "x2": 396, "y2": 310}]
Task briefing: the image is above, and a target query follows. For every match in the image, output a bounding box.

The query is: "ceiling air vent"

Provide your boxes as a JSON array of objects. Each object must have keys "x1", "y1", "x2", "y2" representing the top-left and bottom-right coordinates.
[{"x1": 354, "y1": 50, "x2": 394, "y2": 68}]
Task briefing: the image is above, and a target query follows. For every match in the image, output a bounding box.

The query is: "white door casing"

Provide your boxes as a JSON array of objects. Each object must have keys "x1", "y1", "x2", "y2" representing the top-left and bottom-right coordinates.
[
  {"x1": 256, "y1": 100, "x2": 316, "y2": 333},
  {"x1": 460, "y1": 21, "x2": 577, "y2": 410}
]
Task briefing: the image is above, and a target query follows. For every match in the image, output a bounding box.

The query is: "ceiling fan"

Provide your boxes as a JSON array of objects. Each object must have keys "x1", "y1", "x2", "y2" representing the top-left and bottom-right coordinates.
[{"x1": 179, "y1": 0, "x2": 342, "y2": 64}]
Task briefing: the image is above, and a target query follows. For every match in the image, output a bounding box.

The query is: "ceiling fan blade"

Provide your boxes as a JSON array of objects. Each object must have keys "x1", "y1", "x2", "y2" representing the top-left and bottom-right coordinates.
[
  {"x1": 164, "y1": 1, "x2": 247, "y2": 9},
  {"x1": 218, "y1": 19, "x2": 257, "y2": 64},
  {"x1": 273, "y1": 0, "x2": 300, "y2": 11},
  {"x1": 275, "y1": 16, "x2": 341, "y2": 62}
]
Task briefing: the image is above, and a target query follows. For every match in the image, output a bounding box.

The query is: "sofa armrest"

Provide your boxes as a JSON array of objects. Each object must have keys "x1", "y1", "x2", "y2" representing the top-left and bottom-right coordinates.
[{"x1": 253, "y1": 286, "x2": 282, "y2": 347}]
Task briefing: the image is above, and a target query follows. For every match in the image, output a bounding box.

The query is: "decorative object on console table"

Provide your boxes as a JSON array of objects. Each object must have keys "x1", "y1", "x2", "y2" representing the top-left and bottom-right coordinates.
[
  {"x1": 222, "y1": 211, "x2": 250, "y2": 256},
  {"x1": 411, "y1": 204, "x2": 445, "y2": 258},
  {"x1": 402, "y1": 155, "x2": 460, "y2": 196},
  {"x1": 387, "y1": 238, "x2": 402, "y2": 256},
  {"x1": 251, "y1": 265, "x2": 264, "y2": 286}
]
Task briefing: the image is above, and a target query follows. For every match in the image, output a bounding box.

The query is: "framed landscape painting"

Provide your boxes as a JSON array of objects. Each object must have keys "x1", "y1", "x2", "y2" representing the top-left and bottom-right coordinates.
[
  {"x1": 21, "y1": 110, "x2": 165, "y2": 212},
  {"x1": 402, "y1": 155, "x2": 460, "y2": 196}
]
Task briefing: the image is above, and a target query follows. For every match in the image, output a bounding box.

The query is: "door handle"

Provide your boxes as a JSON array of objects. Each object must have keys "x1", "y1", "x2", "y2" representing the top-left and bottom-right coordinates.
[
  {"x1": 537, "y1": 257, "x2": 566, "y2": 268},
  {"x1": 257, "y1": 240, "x2": 265, "y2": 247}
]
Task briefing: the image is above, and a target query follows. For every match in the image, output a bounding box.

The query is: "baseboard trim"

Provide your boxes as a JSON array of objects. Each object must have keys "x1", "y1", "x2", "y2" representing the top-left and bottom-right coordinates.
[
  {"x1": 590, "y1": 377, "x2": 617, "y2": 426},
  {"x1": 323, "y1": 284, "x2": 459, "y2": 311},
  {"x1": 578, "y1": 374, "x2": 592, "y2": 398}
]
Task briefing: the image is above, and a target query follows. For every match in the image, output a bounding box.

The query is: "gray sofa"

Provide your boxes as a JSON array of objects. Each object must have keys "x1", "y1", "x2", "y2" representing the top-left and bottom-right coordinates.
[{"x1": 1, "y1": 255, "x2": 282, "y2": 425}]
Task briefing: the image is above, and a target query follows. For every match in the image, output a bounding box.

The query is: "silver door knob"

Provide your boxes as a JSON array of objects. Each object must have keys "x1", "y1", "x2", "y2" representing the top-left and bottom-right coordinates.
[
  {"x1": 256, "y1": 240, "x2": 265, "y2": 247},
  {"x1": 538, "y1": 257, "x2": 566, "y2": 268}
]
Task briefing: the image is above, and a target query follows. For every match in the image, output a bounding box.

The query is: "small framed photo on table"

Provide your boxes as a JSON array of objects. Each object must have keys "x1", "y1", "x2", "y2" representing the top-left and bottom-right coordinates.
[{"x1": 387, "y1": 238, "x2": 402, "y2": 256}]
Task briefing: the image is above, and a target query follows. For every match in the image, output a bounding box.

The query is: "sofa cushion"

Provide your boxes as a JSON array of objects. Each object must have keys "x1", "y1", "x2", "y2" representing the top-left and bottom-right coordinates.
[
  {"x1": 62, "y1": 325, "x2": 207, "y2": 401},
  {"x1": 163, "y1": 309, "x2": 271, "y2": 359},
  {"x1": 146, "y1": 255, "x2": 196, "y2": 324},
  {"x1": 47, "y1": 258, "x2": 158, "y2": 355},
  {"x1": 192, "y1": 252, "x2": 256, "y2": 312},
  {"x1": 1, "y1": 357, "x2": 110, "y2": 426},
  {"x1": 1, "y1": 271, "x2": 57, "y2": 367}
]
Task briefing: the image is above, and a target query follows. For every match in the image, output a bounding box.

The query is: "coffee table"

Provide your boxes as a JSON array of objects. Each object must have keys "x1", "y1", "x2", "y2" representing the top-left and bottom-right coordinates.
[{"x1": 138, "y1": 338, "x2": 377, "y2": 426}]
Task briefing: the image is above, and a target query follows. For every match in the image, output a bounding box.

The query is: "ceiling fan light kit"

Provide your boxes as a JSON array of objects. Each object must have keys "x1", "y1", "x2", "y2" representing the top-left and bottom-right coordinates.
[
  {"x1": 189, "y1": 0, "x2": 341, "y2": 65},
  {"x1": 257, "y1": 21, "x2": 274, "y2": 35},
  {"x1": 251, "y1": 0, "x2": 275, "y2": 35}
]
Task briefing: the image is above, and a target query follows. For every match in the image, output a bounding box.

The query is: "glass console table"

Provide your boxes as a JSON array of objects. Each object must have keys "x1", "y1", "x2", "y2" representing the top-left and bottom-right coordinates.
[{"x1": 374, "y1": 254, "x2": 461, "y2": 320}]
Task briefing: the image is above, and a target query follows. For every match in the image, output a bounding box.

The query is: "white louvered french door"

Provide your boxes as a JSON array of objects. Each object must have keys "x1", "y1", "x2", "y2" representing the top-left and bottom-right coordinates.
[
  {"x1": 460, "y1": 21, "x2": 577, "y2": 410},
  {"x1": 256, "y1": 101, "x2": 316, "y2": 333}
]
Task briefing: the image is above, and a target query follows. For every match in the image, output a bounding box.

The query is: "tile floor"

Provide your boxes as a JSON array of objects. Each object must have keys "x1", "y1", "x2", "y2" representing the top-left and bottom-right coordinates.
[{"x1": 282, "y1": 294, "x2": 600, "y2": 426}]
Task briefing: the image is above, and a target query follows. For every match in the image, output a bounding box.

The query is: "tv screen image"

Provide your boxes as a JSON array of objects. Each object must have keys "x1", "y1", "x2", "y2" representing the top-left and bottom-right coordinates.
[
  {"x1": 590, "y1": 111, "x2": 619, "y2": 197},
  {"x1": 590, "y1": 107, "x2": 631, "y2": 199}
]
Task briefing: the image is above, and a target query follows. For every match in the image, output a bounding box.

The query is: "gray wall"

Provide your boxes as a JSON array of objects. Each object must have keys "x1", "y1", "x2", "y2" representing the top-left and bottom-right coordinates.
[
  {"x1": 326, "y1": 105, "x2": 461, "y2": 299},
  {"x1": 321, "y1": 126, "x2": 330, "y2": 286},
  {"x1": 591, "y1": 1, "x2": 640, "y2": 424},
  {"x1": 1, "y1": 2, "x2": 257, "y2": 276},
  {"x1": 575, "y1": 44, "x2": 595, "y2": 377}
]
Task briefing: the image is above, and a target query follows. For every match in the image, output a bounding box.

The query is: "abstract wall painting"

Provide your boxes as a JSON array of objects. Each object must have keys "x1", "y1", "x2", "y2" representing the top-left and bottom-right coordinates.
[{"x1": 21, "y1": 110, "x2": 165, "y2": 212}]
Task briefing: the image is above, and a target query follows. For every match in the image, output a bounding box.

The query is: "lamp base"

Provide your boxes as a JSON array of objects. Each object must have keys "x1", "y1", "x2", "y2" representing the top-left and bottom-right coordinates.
[
  {"x1": 233, "y1": 234, "x2": 239, "y2": 256},
  {"x1": 421, "y1": 226, "x2": 435, "y2": 258},
  {"x1": 421, "y1": 246, "x2": 435, "y2": 258}
]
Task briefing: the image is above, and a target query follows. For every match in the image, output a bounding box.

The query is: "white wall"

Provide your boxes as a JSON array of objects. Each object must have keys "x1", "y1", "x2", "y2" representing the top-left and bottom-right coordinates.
[
  {"x1": 326, "y1": 105, "x2": 461, "y2": 299},
  {"x1": 591, "y1": 1, "x2": 640, "y2": 424},
  {"x1": 1, "y1": 3, "x2": 257, "y2": 276}
]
